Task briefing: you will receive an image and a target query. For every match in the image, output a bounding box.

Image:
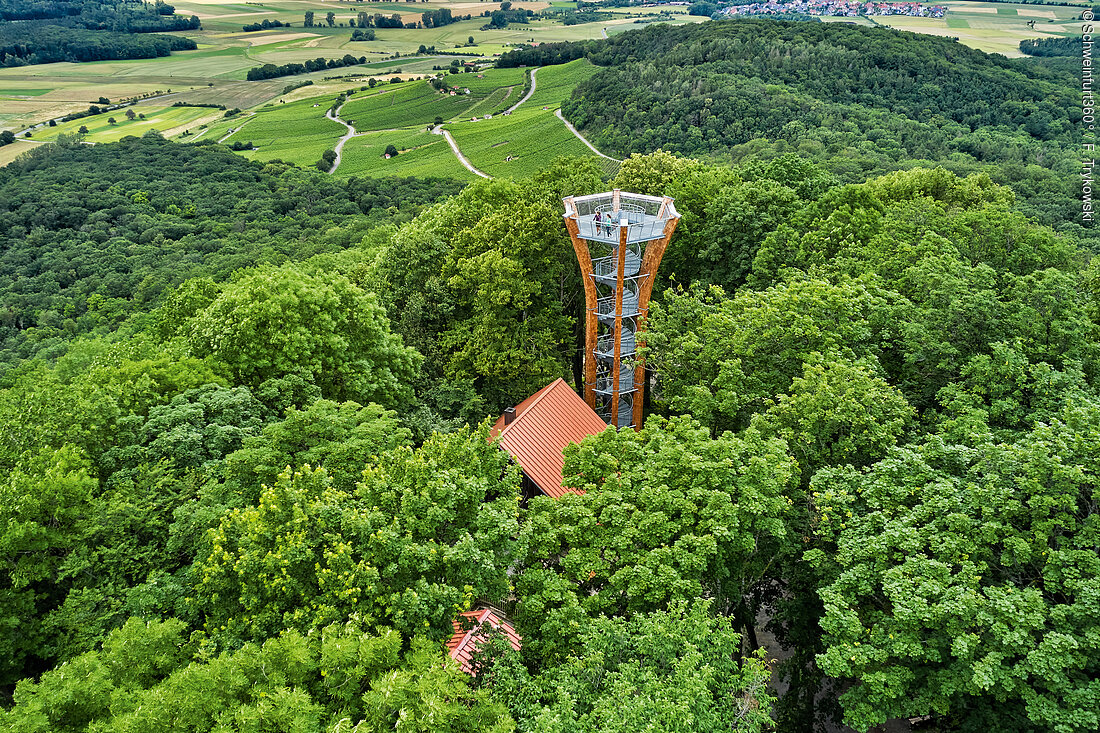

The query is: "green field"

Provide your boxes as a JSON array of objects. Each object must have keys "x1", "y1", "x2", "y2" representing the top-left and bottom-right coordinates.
[
  {"x1": 877, "y1": 1, "x2": 1084, "y2": 56},
  {"x1": 28, "y1": 106, "x2": 224, "y2": 143},
  {"x1": 339, "y1": 68, "x2": 528, "y2": 130},
  {"x1": 214, "y1": 95, "x2": 347, "y2": 166},
  {"x1": 448, "y1": 106, "x2": 601, "y2": 178},
  {"x1": 336, "y1": 128, "x2": 480, "y2": 180},
  {"x1": 525, "y1": 58, "x2": 598, "y2": 108}
]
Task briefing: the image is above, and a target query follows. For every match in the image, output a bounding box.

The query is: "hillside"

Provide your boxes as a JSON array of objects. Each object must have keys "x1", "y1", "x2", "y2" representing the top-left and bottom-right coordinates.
[
  {"x1": 550, "y1": 19, "x2": 1085, "y2": 241},
  {"x1": 0, "y1": 136, "x2": 461, "y2": 369}
]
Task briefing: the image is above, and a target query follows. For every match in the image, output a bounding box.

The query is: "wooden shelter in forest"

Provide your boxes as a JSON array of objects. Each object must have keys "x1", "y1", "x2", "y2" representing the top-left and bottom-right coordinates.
[
  {"x1": 447, "y1": 605, "x2": 522, "y2": 675},
  {"x1": 490, "y1": 378, "x2": 608, "y2": 500}
]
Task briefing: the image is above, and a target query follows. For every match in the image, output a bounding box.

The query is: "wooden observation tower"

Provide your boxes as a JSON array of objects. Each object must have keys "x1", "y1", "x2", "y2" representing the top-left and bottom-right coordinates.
[{"x1": 563, "y1": 190, "x2": 680, "y2": 430}]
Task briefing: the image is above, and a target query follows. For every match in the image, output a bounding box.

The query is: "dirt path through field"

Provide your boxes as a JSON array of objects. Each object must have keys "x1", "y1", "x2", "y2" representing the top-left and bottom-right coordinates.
[
  {"x1": 326, "y1": 104, "x2": 356, "y2": 173},
  {"x1": 554, "y1": 108, "x2": 619, "y2": 161},
  {"x1": 504, "y1": 67, "x2": 538, "y2": 114},
  {"x1": 436, "y1": 128, "x2": 490, "y2": 178},
  {"x1": 217, "y1": 113, "x2": 256, "y2": 143}
]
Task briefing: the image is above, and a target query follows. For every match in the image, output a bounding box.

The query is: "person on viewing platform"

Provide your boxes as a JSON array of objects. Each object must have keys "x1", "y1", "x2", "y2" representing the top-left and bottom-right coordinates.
[{"x1": 594, "y1": 210, "x2": 603, "y2": 236}]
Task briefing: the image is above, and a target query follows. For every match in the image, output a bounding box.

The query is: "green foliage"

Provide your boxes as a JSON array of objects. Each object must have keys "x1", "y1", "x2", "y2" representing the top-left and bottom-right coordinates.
[
  {"x1": 611, "y1": 150, "x2": 828, "y2": 292},
  {"x1": 225, "y1": 399, "x2": 411, "y2": 494},
  {"x1": 514, "y1": 416, "x2": 795, "y2": 664},
  {"x1": 375, "y1": 161, "x2": 603, "y2": 416},
  {"x1": 1, "y1": 616, "x2": 512, "y2": 733},
  {"x1": 0, "y1": 136, "x2": 460, "y2": 369},
  {"x1": 488, "y1": 602, "x2": 774, "y2": 733},
  {"x1": 195, "y1": 425, "x2": 521, "y2": 644},
  {"x1": 358, "y1": 637, "x2": 514, "y2": 733},
  {"x1": 0, "y1": 446, "x2": 96, "y2": 686},
  {"x1": 0, "y1": 336, "x2": 226, "y2": 474},
  {"x1": 753, "y1": 354, "x2": 914, "y2": 477},
  {"x1": 809, "y1": 403, "x2": 1100, "y2": 731},
  {"x1": 186, "y1": 264, "x2": 421, "y2": 409},
  {"x1": 647, "y1": 276, "x2": 885, "y2": 435}
]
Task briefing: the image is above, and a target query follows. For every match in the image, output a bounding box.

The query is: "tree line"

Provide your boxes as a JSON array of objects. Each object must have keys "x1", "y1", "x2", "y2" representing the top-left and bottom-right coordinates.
[
  {"x1": 1019, "y1": 34, "x2": 1080, "y2": 56},
  {"x1": 245, "y1": 54, "x2": 368, "y2": 81},
  {"x1": 0, "y1": 0, "x2": 199, "y2": 65}
]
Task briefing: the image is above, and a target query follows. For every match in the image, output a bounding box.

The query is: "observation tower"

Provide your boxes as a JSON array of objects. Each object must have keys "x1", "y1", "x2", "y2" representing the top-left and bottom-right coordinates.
[{"x1": 563, "y1": 190, "x2": 680, "y2": 430}]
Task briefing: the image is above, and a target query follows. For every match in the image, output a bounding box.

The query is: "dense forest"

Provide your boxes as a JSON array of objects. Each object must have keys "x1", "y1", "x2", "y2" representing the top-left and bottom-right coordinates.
[
  {"x1": 1019, "y1": 35, "x2": 1081, "y2": 56},
  {"x1": 504, "y1": 21, "x2": 1089, "y2": 248},
  {"x1": 1, "y1": 17, "x2": 1098, "y2": 733},
  {"x1": 0, "y1": 0, "x2": 199, "y2": 65},
  {"x1": 0, "y1": 136, "x2": 462, "y2": 370}
]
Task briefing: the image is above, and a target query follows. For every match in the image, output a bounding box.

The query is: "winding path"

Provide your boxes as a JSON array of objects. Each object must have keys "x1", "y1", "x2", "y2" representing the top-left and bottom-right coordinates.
[
  {"x1": 326, "y1": 105, "x2": 356, "y2": 172},
  {"x1": 504, "y1": 66, "x2": 538, "y2": 114},
  {"x1": 436, "y1": 128, "x2": 491, "y2": 178},
  {"x1": 555, "y1": 108, "x2": 620, "y2": 161}
]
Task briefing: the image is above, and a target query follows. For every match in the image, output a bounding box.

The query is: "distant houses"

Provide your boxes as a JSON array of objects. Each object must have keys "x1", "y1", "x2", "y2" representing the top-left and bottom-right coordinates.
[{"x1": 725, "y1": 0, "x2": 946, "y2": 18}]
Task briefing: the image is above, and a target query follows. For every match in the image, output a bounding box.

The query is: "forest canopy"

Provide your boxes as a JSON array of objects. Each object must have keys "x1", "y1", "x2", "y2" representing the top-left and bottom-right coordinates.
[{"x1": 0, "y1": 16, "x2": 1098, "y2": 733}]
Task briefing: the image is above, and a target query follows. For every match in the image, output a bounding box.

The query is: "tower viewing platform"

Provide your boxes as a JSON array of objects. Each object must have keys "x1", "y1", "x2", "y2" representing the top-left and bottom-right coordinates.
[{"x1": 563, "y1": 190, "x2": 680, "y2": 430}]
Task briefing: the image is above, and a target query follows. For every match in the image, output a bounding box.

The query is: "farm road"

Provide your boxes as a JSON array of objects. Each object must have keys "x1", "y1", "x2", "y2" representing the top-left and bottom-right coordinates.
[
  {"x1": 504, "y1": 67, "x2": 538, "y2": 114},
  {"x1": 555, "y1": 109, "x2": 619, "y2": 161},
  {"x1": 435, "y1": 128, "x2": 491, "y2": 178},
  {"x1": 217, "y1": 113, "x2": 255, "y2": 143},
  {"x1": 327, "y1": 104, "x2": 356, "y2": 172}
]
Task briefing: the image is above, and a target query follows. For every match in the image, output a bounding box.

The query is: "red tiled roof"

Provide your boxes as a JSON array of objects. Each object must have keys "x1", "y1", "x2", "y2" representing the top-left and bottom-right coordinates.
[
  {"x1": 490, "y1": 378, "x2": 608, "y2": 498},
  {"x1": 447, "y1": 606, "x2": 522, "y2": 675}
]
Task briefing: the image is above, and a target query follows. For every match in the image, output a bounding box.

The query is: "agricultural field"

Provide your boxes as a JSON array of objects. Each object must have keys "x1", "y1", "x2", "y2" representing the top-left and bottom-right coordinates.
[
  {"x1": 524, "y1": 57, "x2": 597, "y2": 108},
  {"x1": 873, "y1": 0, "x2": 1086, "y2": 56},
  {"x1": 448, "y1": 105, "x2": 604, "y2": 177},
  {"x1": 445, "y1": 60, "x2": 616, "y2": 179},
  {"x1": 25, "y1": 106, "x2": 225, "y2": 144},
  {"x1": 0, "y1": 0, "x2": 710, "y2": 137},
  {"x1": 0, "y1": 140, "x2": 44, "y2": 167},
  {"x1": 212, "y1": 95, "x2": 348, "y2": 166},
  {"x1": 339, "y1": 78, "x2": 517, "y2": 130},
  {"x1": 336, "y1": 128, "x2": 480, "y2": 179}
]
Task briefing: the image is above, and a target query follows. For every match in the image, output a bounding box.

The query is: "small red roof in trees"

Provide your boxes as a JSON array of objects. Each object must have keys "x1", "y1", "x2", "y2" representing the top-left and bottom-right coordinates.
[
  {"x1": 447, "y1": 606, "x2": 521, "y2": 675},
  {"x1": 490, "y1": 378, "x2": 607, "y2": 498}
]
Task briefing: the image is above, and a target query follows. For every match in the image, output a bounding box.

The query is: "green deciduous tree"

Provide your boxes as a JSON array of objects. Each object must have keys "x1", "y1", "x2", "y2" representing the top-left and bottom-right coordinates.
[
  {"x1": 487, "y1": 602, "x2": 774, "y2": 733},
  {"x1": 808, "y1": 401, "x2": 1100, "y2": 731},
  {"x1": 0, "y1": 446, "x2": 97, "y2": 686},
  {"x1": 225, "y1": 399, "x2": 411, "y2": 495},
  {"x1": 645, "y1": 276, "x2": 886, "y2": 435},
  {"x1": 514, "y1": 416, "x2": 795, "y2": 664},
  {"x1": 186, "y1": 264, "x2": 421, "y2": 408},
  {"x1": 194, "y1": 425, "x2": 520, "y2": 644},
  {"x1": 1, "y1": 616, "x2": 513, "y2": 733}
]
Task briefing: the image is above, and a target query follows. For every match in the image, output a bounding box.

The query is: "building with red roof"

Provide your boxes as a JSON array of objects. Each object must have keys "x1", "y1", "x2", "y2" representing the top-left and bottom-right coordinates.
[
  {"x1": 490, "y1": 378, "x2": 609, "y2": 500},
  {"x1": 447, "y1": 605, "x2": 522, "y2": 675}
]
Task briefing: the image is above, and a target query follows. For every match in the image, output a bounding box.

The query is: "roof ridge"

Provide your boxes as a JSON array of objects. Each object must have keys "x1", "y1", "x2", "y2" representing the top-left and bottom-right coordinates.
[{"x1": 497, "y1": 377, "x2": 568, "y2": 440}]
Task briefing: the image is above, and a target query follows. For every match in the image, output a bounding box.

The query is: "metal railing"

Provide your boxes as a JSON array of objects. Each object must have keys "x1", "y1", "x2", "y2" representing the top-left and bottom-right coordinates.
[
  {"x1": 592, "y1": 250, "x2": 642, "y2": 279},
  {"x1": 596, "y1": 294, "x2": 639, "y2": 319}
]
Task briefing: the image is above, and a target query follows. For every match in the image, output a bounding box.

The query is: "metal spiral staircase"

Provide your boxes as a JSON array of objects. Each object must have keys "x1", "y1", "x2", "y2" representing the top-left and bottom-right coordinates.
[{"x1": 563, "y1": 191, "x2": 680, "y2": 430}]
